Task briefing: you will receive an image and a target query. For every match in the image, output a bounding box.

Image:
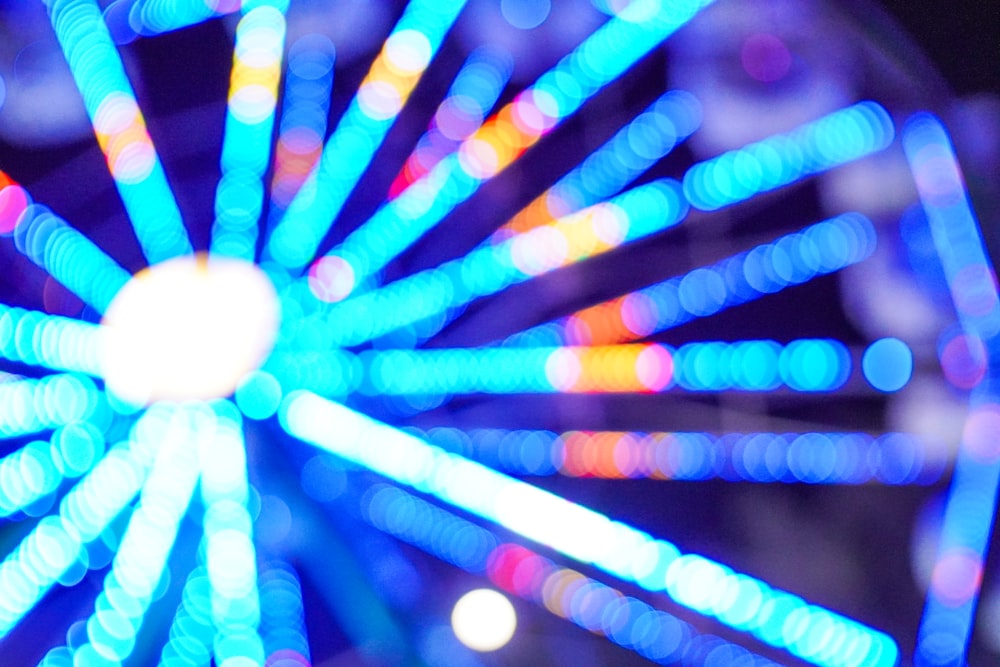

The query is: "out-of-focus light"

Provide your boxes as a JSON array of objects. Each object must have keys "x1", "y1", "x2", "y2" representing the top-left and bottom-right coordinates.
[
  {"x1": 234, "y1": 370, "x2": 283, "y2": 420},
  {"x1": 500, "y1": 0, "x2": 550, "y2": 29},
  {"x1": 741, "y1": 33, "x2": 792, "y2": 83},
  {"x1": 100, "y1": 254, "x2": 280, "y2": 404},
  {"x1": 451, "y1": 589, "x2": 517, "y2": 651},
  {"x1": 862, "y1": 338, "x2": 914, "y2": 392}
]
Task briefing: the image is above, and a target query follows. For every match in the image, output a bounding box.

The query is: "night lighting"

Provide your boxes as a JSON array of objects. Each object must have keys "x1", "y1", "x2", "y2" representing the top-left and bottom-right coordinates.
[
  {"x1": 281, "y1": 391, "x2": 899, "y2": 667},
  {"x1": 100, "y1": 254, "x2": 280, "y2": 404},
  {"x1": 313, "y1": 0, "x2": 715, "y2": 297},
  {"x1": 46, "y1": 0, "x2": 193, "y2": 264},
  {"x1": 451, "y1": 588, "x2": 517, "y2": 652},
  {"x1": 264, "y1": 0, "x2": 469, "y2": 271},
  {"x1": 904, "y1": 113, "x2": 1000, "y2": 667}
]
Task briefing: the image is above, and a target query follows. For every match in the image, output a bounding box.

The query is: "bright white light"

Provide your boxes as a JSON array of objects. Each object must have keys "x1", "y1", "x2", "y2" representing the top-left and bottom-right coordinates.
[
  {"x1": 451, "y1": 588, "x2": 517, "y2": 652},
  {"x1": 101, "y1": 254, "x2": 280, "y2": 404}
]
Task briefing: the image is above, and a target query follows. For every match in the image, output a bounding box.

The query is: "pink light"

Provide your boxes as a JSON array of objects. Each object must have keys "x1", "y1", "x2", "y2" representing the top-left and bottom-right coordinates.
[
  {"x1": 931, "y1": 548, "x2": 983, "y2": 607},
  {"x1": 740, "y1": 33, "x2": 792, "y2": 83}
]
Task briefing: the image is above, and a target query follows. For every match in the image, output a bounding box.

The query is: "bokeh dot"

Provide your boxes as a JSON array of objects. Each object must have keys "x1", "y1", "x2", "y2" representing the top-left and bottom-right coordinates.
[{"x1": 863, "y1": 337, "x2": 913, "y2": 392}]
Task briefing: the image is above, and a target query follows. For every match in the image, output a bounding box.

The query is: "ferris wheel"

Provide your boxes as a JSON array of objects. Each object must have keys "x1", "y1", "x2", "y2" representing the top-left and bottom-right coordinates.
[{"x1": 0, "y1": 1, "x2": 997, "y2": 665}]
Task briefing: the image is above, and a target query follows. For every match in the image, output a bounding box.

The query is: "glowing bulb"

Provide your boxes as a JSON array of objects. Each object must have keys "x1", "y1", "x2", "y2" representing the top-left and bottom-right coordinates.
[
  {"x1": 100, "y1": 254, "x2": 280, "y2": 404},
  {"x1": 451, "y1": 588, "x2": 517, "y2": 652}
]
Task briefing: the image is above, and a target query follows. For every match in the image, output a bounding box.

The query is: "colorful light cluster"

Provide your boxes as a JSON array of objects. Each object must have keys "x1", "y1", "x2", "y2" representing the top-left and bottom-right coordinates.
[
  {"x1": 361, "y1": 481, "x2": 780, "y2": 664},
  {"x1": 488, "y1": 544, "x2": 781, "y2": 666},
  {"x1": 58, "y1": 408, "x2": 201, "y2": 665},
  {"x1": 0, "y1": 423, "x2": 106, "y2": 519},
  {"x1": 0, "y1": 304, "x2": 102, "y2": 376},
  {"x1": 682, "y1": 101, "x2": 894, "y2": 211},
  {"x1": 259, "y1": 562, "x2": 312, "y2": 667},
  {"x1": 14, "y1": 204, "x2": 131, "y2": 314},
  {"x1": 417, "y1": 427, "x2": 942, "y2": 484},
  {"x1": 512, "y1": 212, "x2": 876, "y2": 346},
  {"x1": 267, "y1": 35, "x2": 335, "y2": 216},
  {"x1": 198, "y1": 404, "x2": 265, "y2": 666},
  {"x1": 0, "y1": 171, "x2": 29, "y2": 235},
  {"x1": 0, "y1": 373, "x2": 101, "y2": 438},
  {"x1": 314, "y1": 0, "x2": 716, "y2": 297},
  {"x1": 388, "y1": 47, "x2": 513, "y2": 198},
  {"x1": 281, "y1": 391, "x2": 899, "y2": 667},
  {"x1": 491, "y1": 90, "x2": 701, "y2": 242},
  {"x1": 303, "y1": 180, "x2": 687, "y2": 346},
  {"x1": 905, "y1": 114, "x2": 1000, "y2": 666},
  {"x1": 264, "y1": 0, "x2": 469, "y2": 271},
  {"x1": 210, "y1": 2, "x2": 288, "y2": 260},
  {"x1": 0, "y1": 406, "x2": 167, "y2": 638},
  {"x1": 359, "y1": 338, "x2": 855, "y2": 397},
  {"x1": 46, "y1": 0, "x2": 192, "y2": 264}
]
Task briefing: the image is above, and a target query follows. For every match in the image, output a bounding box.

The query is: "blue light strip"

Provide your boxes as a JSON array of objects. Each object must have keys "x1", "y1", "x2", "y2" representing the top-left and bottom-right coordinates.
[
  {"x1": 309, "y1": 0, "x2": 715, "y2": 295},
  {"x1": 905, "y1": 114, "x2": 1000, "y2": 666},
  {"x1": 363, "y1": 483, "x2": 782, "y2": 665},
  {"x1": 158, "y1": 567, "x2": 215, "y2": 667},
  {"x1": 259, "y1": 562, "x2": 312, "y2": 666},
  {"x1": 0, "y1": 305, "x2": 102, "y2": 376},
  {"x1": 209, "y1": 3, "x2": 288, "y2": 260},
  {"x1": 352, "y1": 338, "x2": 853, "y2": 397},
  {"x1": 197, "y1": 402, "x2": 264, "y2": 666},
  {"x1": 281, "y1": 391, "x2": 899, "y2": 667},
  {"x1": 263, "y1": 34, "x2": 335, "y2": 235},
  {"x1": 682, "y1": 101, "x2": 894, "y2": 211},
  {"x1": 263, "y1": 0, "x2": 470, "y2": 271},
  {"x1": 294, "y1": 179, "x2": 688, "y2": 348},
  {"x1": 45, "y1": 0, "x2": 192, "y2": 265},
  {"x1": 125, "y1": 0, "x2": 241, "y2": 36},
  {"x1": 66, "y1": 407, "x2": 201, "y2": 664},
  {"x1": 488, "y1": 89, "x2": 702, "y2": 243},
  {"x1": 0, "y1": 405, "x2": 169, "y2": 638},
  {"x1": 14, "y1": 204, "x2": 131, "y2": 313},
  {"x1": 0, "y1": 373, "x2": 102, "y2": 438},
  {"x1": 413, "y1": 427, "x2": 942, "y2": 485},
  {"x1": 508, "y1": 212, "x2": 876, "y2": 346}
]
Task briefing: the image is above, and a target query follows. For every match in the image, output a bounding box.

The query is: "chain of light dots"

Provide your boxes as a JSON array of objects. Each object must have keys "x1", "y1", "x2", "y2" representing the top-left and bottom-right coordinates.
[{"x1": 0, "y1": 1, "x2": 993, "y2": 666}]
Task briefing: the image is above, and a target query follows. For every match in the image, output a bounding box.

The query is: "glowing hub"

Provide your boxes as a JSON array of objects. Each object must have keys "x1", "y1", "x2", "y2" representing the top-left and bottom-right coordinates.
[
  {"x1": 451, "y1": 588, "x2": 517, "y2": 652},
  {"x1": 101, "y1": 254, "x2": 280, "y2": 404}
]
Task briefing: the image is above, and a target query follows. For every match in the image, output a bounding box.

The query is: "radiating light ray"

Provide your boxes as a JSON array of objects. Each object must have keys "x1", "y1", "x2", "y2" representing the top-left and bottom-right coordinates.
[
  {"x1": 0, "y1": 373, "x2": 102, "y2": 439},
  {"x1": 64, "y1": 407, "x2": 201, "y2": 664},
  {"x1": 209, "y1": 2, "x2": 288, "y2": 260},
  {"x1": 263, "y1": 0, "x2": 470, "y2": 271},
  {"x1": 905, "y1": 114, "x2": 1000, "y2": 667},
  {"x1": 387, "y1": 46, "x2": 513, "y2": 199},
  {"x1": 198, "y1": 402, "x2": 264, "y2": 667},
  {"x1": 123, "y1": 0, "x2": 242, "y2": 37},
  {"x1": 488, "y1": 544, "x2": 783, "y2": 666},
  {"x1": 0, "y1": 423, "x2": 106, "y2": 519},
  {"x1": 489, "y1": 89, "x2": 702, "y2": 243},
  {"x1": 259, "y1": 562, "x2": 312, "y2": 667},
  {"x1": 508, "y1": 212, "x2": 877, "y2": 346},
  {"x1": 355, "y1": 339, "x2": 855, "y2": 397},
  {"x1": 14, "y1": 203, "x2": 131, "y2": 314},
  {"x1": 414, "y1": 427, "x2": 942, "y2": 484},
  {"x1": 282, "y1": 392, "x2": 899, "y2": 667},
  {"x1": 296, "y1": 180, "x2": 687, "y2": 347},
  {"x1": 0, "y1": 405, "x2": 171, "y2": 639},
  {"x1": 362, "y1": 483, "x2": 782, "y2": 665},
  {"x1": 45, "y1": 0, "x2": 192, "y2": 264},
  {"x1": 264, "y1": 34, "x2": 335, "y2": 229},
  {"x1": 308, "y1": 0, "x2": 716, "y2": 297},
  {"x1": 682, "y1": 101, "x2": 894, "y2": 211},
  {"x1": 157, "y1": 567, "x2": 214, "y2": 667},
  {"x1": 0, "y1": 305, "x2": 102, "y2": 376}
]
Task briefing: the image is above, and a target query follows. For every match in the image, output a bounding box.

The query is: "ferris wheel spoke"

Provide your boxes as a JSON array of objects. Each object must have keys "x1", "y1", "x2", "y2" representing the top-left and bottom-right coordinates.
[
  {"x1": 209, "y1": 3, "x2": 288, "y2": 261},
  {"x1": 262, "y1": 0, "x2": 470, "y2": 272},
  {"x1": 413, "y1": 426, "x2": 943, "y2": 485},
  {"x1": 0, "y1": 304, "x2": 103, "y2": 377},
  {"x1": 307, "y1": 0, "x2": 716, "y2": 300},
  {"x1": 117, "y1": 0, "x2": 241, "y2": 37},
  {"x1": 280, "y1": 390, "x2": 899, "y2": 667}
]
